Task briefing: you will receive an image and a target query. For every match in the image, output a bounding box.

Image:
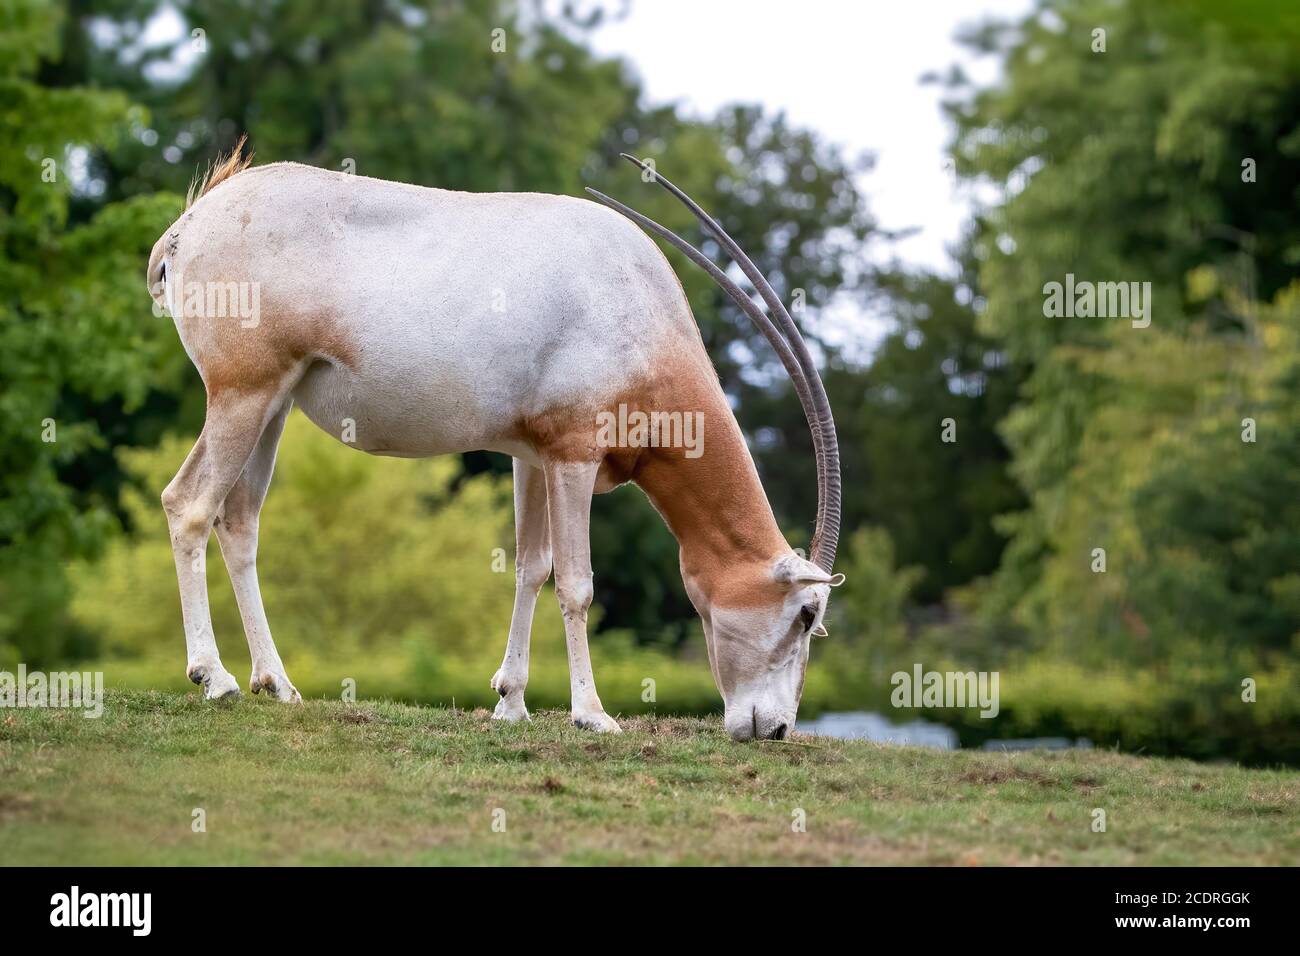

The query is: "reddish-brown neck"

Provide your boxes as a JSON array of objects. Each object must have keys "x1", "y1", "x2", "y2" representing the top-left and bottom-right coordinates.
[{"x1": 630, "y1": 368, "x2": 788, "y2": 609}]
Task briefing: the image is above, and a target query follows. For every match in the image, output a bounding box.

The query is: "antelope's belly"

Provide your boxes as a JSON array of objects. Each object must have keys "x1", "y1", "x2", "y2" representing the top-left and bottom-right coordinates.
[{"x1": 290, "y1": 354, "x2": 525, "y2": 460}]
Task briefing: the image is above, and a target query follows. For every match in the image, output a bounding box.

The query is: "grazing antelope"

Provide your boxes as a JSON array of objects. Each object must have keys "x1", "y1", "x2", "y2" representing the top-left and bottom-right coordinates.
[{"x1": 147, "y1": 145, "x2": 843, "y2": 740}]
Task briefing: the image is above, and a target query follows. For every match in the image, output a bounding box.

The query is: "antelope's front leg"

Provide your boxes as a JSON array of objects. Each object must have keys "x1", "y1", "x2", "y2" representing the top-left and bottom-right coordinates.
[
  {"x1": 542, "y1": 458, "x2": 621, "y2": 733},
  {"x1": 491, "y1": 458, "x2": 551, "y2": 721}
]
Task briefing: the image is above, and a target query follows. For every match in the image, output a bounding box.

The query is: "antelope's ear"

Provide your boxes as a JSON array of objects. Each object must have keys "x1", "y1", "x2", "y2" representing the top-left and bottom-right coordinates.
[
  {"x1": 774, "y1": 554, "x2": 847, "y2": 589},
  {"x1": 812, "y1": 623, "x2": 829, "y2": 637}
]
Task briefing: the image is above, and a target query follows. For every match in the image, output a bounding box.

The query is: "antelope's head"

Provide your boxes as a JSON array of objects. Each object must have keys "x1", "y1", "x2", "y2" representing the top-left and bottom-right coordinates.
[
  {"x1": 591, "y1": 155, "x2": 845, "y2": 741},
  {"x1": 688, "y1": 553, "x2": 844, "y2": 741}
]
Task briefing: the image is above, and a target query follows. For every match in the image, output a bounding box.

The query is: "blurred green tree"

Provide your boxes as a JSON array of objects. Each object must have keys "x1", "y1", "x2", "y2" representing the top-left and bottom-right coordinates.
[
  {"x1": 830, "y1": 265, "x2": 1025, "y2": 602},
  {"x1": 0, "y1": 0, "x2": 180, "y2": 665},
  {"x1": 942, "y1": 0, "x2": 1300, "y2": 664}
]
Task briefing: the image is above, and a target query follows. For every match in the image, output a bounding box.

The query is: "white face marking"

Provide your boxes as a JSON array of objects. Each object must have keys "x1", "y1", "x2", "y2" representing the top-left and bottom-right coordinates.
[{"x1": 693, "y1": 554, "x2": 837, "y2": 741}]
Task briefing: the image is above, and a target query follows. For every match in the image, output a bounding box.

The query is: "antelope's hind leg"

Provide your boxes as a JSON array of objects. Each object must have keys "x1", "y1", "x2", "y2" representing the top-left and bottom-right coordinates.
[
  {"x1": 214, "y1": 399, "x2": 300, "y2": 702},
  {"x1": 163, "y1": 384, "x2": 289, "y2": 701},
  {"x1": 491, "y1": 458, "x2": 551, "y2": 721}
]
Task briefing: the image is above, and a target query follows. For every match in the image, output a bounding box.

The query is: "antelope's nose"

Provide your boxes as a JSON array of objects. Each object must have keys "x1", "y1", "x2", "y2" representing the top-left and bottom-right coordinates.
[{"x1": 753, "y1": 710, "x2": 791, "y2": 740}]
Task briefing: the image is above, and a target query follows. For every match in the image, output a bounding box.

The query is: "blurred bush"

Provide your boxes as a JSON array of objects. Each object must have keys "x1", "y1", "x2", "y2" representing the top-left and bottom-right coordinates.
[
  {"x1": 827, "y1": 519, "x2": 1300, "y2": 766},
  {"x1": 0, "y1": 0, "x2": 185, "y2": 664}
]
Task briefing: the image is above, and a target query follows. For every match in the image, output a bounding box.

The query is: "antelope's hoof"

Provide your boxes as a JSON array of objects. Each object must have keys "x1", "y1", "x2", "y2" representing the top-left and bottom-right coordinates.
[
  {"x1": 572, "y1": 710, "x2": 622, "y2": 734},
  {"x1": 188, "y1": 665, "x2": 241, "y2": 702},
  {"x1": 493, "y1": 696, "x2": 531, "y2": 722},
  {"x1": 251, "y1": 671, "x2": 302, "y2": 703}
]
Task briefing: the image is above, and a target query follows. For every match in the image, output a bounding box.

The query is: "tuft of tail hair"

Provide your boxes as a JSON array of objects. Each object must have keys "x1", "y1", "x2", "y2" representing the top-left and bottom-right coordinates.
[{"x1": 185, "y1": 133, "x2": 253, "y2": 210}]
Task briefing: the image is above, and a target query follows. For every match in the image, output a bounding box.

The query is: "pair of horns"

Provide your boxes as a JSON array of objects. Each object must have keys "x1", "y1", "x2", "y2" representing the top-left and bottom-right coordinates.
[{"x1": 586, "y1": 154, "x2": 842, "y2": 572}]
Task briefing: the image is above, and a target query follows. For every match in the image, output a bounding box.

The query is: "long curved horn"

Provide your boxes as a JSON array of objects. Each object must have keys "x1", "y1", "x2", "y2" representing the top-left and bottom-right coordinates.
[
  {"x1": 587, "y1": 155, "x2": 842, "y2": 571},
  {"x1": 584, "y1": 188, "x2": 814, "y2": 421},
  {"x1": 585, "y1": 187, "x2": 827, "y2": 562}
]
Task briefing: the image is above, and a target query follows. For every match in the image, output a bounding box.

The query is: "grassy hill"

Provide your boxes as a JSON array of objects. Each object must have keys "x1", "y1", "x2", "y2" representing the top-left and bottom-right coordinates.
[{"x1": 0, "y1": 691, "x2": 1295, "y2": 865}]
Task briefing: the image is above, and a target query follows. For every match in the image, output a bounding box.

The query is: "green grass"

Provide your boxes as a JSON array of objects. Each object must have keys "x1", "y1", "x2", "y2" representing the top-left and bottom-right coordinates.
[{"x1": 1, "y1": 690, "x2": 1296, "y2": 865}]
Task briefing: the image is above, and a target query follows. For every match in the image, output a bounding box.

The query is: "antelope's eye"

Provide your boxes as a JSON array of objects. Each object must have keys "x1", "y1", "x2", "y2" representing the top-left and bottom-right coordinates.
[{"x1": 798, "y1": 603, "x2": 818, "y2": 632}]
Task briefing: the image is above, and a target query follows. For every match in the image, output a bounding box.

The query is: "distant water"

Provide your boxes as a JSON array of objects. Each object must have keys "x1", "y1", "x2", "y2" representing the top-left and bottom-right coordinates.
[
  {"x1": 797, "y1": 711, "x2": 959, "y2": 749},
  {"x1": 979, "y1": 737, "x2": 1093, "y2": 752},
  {"x1": 797, "y1": 711, "x2": 1094, "y2": 752}
]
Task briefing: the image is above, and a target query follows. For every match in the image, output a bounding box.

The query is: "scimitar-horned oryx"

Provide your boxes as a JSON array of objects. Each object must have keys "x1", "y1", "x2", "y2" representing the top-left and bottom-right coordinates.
[{"x1": 147, "y1": 144, "x2": 843, "y2": 740}]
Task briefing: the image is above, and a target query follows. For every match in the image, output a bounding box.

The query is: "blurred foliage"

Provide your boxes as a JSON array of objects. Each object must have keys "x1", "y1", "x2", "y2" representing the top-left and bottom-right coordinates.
[
  {"x1": 928, "y1": 657, "x2": 1300, "y2": 767},
  {"x1": 938, "y1": 0, "x2": 1300, "y2": 672},
  {"x1": 827, "y1": 516, "x2": 1300, "y2": 765},
  {"x1": 0, "y1": 0, "x2": 183, "y2": 663},
  {"x1": 831, "y1": 266, "x2": 1026, "y2": 602},
  {"x1": 818, "y1": 0, "x2": 1300, "y2": 764}
]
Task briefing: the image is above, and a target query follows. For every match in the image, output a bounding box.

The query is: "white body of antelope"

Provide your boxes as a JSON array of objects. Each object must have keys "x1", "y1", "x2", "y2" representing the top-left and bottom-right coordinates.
[{"x1": 147, "y1": 147, "x2": 842, "y2": 740}]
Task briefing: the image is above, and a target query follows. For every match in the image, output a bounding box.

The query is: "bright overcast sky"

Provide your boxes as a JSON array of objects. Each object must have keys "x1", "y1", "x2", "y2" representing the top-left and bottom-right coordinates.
[{"x1": 587, "y1": 0, "x2": 1034, "y2": 277}]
